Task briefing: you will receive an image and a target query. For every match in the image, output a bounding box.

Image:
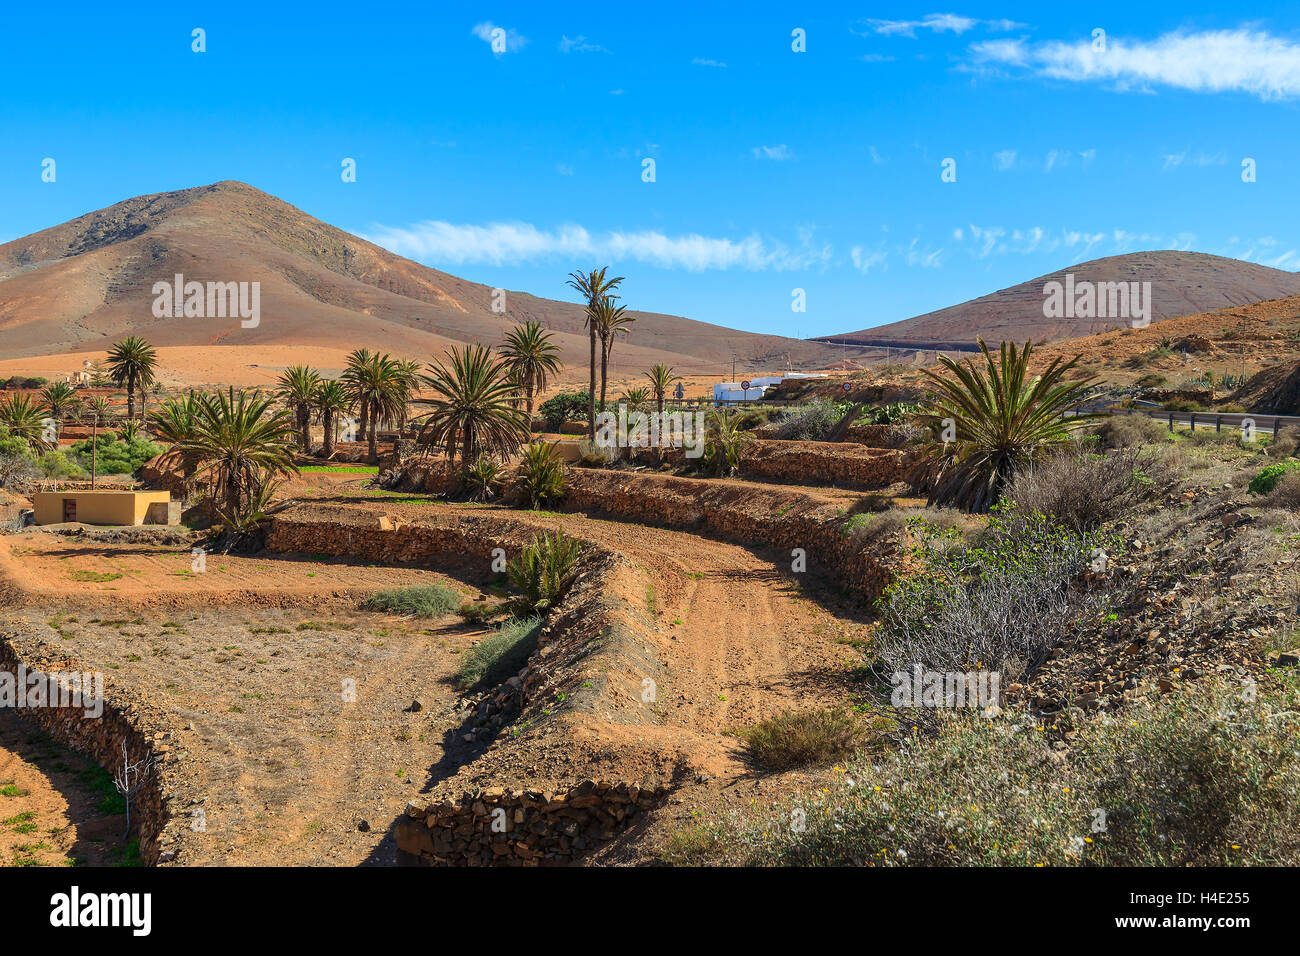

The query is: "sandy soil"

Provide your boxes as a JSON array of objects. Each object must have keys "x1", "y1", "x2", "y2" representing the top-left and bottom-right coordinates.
[
  {"x1": 0, "y1": 465, "x2": 876, "y2": 865},
  {"x1": 0, "y1": 709, "x2": 129, "y2": 867}
]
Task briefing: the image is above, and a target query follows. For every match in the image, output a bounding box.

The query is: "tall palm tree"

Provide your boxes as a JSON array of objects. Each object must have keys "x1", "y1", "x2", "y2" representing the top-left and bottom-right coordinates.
[
  {"x1": 499, "y1": 321, "x2": 562, "y2": 431},
  {"x1": 106, "y1": 336, "x2": 158, "y2": 421},
  {"x1": 414, "y1": 345, "x2": 528, "y2": 464},
  {"x1": 590, "y1": 296, "x2": 635, "y2": 413},
  {"x1": 0, "y1": 394, "x2": 48, "y2": 450},
  {"x1": 393, "y1": 359, "x2": 423, "y2": 434},
  {"x1": 85, "y1": 396, "x2": 112, "y2": 489},
  {"x1": 276, "y1": 365, "x2": 322, "y2": 452},
  {"x1": 149, "y1": 391, "x2": 203, "y2": 480},
  {"x1": 341, "y1": 348, "x2": 374, "y2": 441},
  {"x1": 566, "y1": 267, "x2": 624, "y2": 439},
  {"x1": 40, "y1": 382, "x2": 80, "y2": 420},
  {"x1": 178, "y1": 388, "x2": 299, "y2": 518},
  {"x1": 313, "y1": 379, "x2": 350, "y2": 458},
  {"x1": 916, "y1": 338, "x2": 1100, "y2": 512},
  {"x1": 346, "y1": 353, "x2": 409, "y2": 461},
  {"x1": 644, "y1": 363, "x2": 681, "y2": 417}
]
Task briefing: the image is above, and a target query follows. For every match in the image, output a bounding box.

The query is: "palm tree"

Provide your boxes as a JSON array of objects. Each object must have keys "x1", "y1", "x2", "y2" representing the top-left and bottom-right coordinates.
[
  {"x1": 590, "y1": 296, "x2": 635, "y2": 413},
  {"x1": 394, "y1": 359, "x2": 422, "y2": 434},
  {"x1": 644, "y1": 364, "x2": 680, "y2": 417},
  {"x1": 566, "y1": 267, "x2": 624, "y2": 439},
  {"x1": 620, "y1": 386, "x2": 650, "y2": 409},
  {"x1": 149, "y1": 391, "x2": 203, "y2": 481},
  {"x1": 916, "y1": 338, "x2": 1100, "y2": 512},
  {"x1": 341, "y1": 349, "x2": 373, "y2": 441},
  {"x1": 85, "y1": 396, "x2": 112, "y2": 489},
  {"x1": 0, "y1": 393, "x2": 49, "y2": 450},
  {"x1": 106, "y1": 336, "x2": 158, "y2": 421},
  {"x1": 276, "y1": 365, "x2": 322, "y2": 452},
  {"x1": 178, "y1": 388, "x2": 299, "y2": 518},
  {"x1": 313, "y1": 379, "x2": 350, "y2": 458},
  {"x1": 499, "y1": 321, "x2": 562, "y2": 431},
  {"x1": 345, "y1": 351, "x2": 405, "y2": 460},
  {"x1": 40, "y1": 382, "x2": 80, "y2": 420},
  {"x1": 414, "y1": 345, "x2": 528, "y2": 464}
]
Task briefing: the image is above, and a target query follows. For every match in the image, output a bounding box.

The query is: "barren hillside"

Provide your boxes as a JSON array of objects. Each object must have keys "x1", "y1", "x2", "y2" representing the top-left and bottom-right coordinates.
[{"x1": 0, "y1": 181, "x2": 844, "y2": 386}]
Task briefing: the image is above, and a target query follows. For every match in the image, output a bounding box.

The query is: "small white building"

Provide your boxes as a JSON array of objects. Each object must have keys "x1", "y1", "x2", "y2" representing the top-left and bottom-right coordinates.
[{"x1": 712, "y1": 372, "x2": 827, "y2": 404}]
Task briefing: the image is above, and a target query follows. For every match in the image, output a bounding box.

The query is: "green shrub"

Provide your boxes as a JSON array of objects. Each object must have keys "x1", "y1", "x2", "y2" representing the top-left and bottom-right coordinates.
[
  {"x1": 506, "y1": 529, "x2": 583, "y2": 613},
  {"x1": 874, "y1": 508, "x2": 1116, "y2": 684},
  {"x1": 70, "y1": 435, "x2": 162, "y2": 475},
  {"x1": 1249, "y1": 460, "x2": 1300, "y2": 496},
  {"x1": 740, "y1": 707, "x2": 872, "y2": 772},
  {"x1": 361, "y1": 584, "x2": 460, "y2": 618},
  {"x1": 463, "y1": 456, "x2": 502, "y2": 502},
  {"x1": 737, "y1": 679, "x2": 1300, "y2": 866},
  {"x1": 773, "y1": 399, "x2": 840, "y2": 441},
  {"x1": 538, "y1": 391, "x2": 589, "y2": 432},
  {"x1": 515, "y1": 442, "x2": 566, "y2": 509},
  {"x1": 456, "y1": 616, "x2": 542, "y2": 688},
  {"x1": 1087, "y1": 415, "x2": 1170, "y2": 449}
]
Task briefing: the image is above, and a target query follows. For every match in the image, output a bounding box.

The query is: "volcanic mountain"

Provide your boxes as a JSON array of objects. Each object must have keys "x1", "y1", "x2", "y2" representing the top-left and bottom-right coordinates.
[
  {"x1": 819, "y1": 251, "x2": 1300, "y2": 350},
  {"x1": 0, "y1": 181, "x2": 844, "y2": 386}
]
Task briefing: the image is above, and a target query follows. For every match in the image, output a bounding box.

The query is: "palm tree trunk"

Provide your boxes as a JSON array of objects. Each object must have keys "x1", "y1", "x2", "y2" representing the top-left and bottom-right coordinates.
[
  {"x1": 587, "y1": 326, "x2": 597, "y2": 441},
  {"x1": 90, "y1": 419, "x2": 98, "y2": 490},
  {"x1": 300, "y1": 406, "x2": 310, "y2": 452},
  {"x1": 599, "y1": 340, "x2": 610, "y2": 413},
  {"x1": 323, "y1": 410, "x2": 335, "y2": 457},
  {"x1": 126, "y1": 382, "x2": 136, "y2": 421},
  {"x1": 525, "y1": 385, "x2": 536, "y2": 436},
  {"x1": 359, "y1": 401, "x2": 370, "y2": 445},
  {"x1": 368, "y1": 404, "x2": 379, "y2": 462}
]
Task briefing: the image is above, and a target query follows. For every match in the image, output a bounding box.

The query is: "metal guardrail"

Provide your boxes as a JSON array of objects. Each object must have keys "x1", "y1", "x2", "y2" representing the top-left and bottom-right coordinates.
[{"x1": 1067, "y1": 405, "x2": 1300, "y2": 437}]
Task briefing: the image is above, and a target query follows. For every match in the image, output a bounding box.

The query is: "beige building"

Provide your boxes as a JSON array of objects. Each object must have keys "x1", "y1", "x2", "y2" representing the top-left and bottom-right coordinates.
[{"x1": 32, "y1": 490, "x2": 177, "y2": 526}]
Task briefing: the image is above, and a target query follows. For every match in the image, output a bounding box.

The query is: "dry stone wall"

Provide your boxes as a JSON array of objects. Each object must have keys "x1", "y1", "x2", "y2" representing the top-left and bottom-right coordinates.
[
  {"x1": 554, "y1": 469, "x2": 905, "y2": 599},
  {"x1": 0, "y1": 628, "x2": 191, "y2": 866}
]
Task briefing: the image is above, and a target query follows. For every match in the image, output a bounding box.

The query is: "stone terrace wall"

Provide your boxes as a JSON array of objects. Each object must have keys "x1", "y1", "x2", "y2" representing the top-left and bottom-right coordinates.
[
  {"x1": 0, "y1": 629, "x2": 191, "y2": 866},
  {"x1": 739, "y1": 439, "x2": 904, "y2": 489},
  {"x1": 265, "y1": 506, "x2": 675, "y2": 864},
  {"x1": 554, "y1": 469, "x2": 906, "y2": 599},
  {"x1": 397, "y1": 779, "x2": 669, "y2": 865}
]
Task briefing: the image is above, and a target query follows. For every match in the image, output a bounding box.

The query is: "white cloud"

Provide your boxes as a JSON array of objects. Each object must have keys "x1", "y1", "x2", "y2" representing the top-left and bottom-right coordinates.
[
  {"x1": 861, "y1": 14, "x2": 1023, "y2": 38},
  {"x1": 1045, "y1": 149, "x2": 1069, "y2": 172},
  {"x1": 1161, "y1": 151, "x2": 1186, "y2": 171},
  {"x1": 556, "y1": 163, "x2": 575, "y2": 176},
  {"x1": 752, "y1": 144, "x2": 794, "y2": 160},
  {"x1": 692, "y1": 57, "x2": 726, "y2": 67},
  {"x1": 559, "y1": 35, "x2": 608, "y2": 53},
  {"x1": 362, "y1": 221, "x2": 828, "y2": 272},
  {"x1": 868, "y1": 145, "x2": 885, "y2": 164},
  {"x1": 471, "y1": 21, "x2": 527, "y2": 54},
  {"x1": 993, "y1": 149, "x2": 1016, "y2": 170},
  {"x1": 850, "y1": 246, "x2": 888, "y2": 273},
  {"x1": 971, "y1": 29, "x2": 1300, "y2": 100}
]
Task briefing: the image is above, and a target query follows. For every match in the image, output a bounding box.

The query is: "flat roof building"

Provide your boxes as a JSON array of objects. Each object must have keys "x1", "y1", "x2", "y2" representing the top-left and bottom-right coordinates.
[{"x1": 31, "y1": 490, "x2": 178, "y2": 527}]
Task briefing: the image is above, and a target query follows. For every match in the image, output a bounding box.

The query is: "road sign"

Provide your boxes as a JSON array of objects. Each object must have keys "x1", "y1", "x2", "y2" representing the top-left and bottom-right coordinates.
[{"x1": 740, "y1": 380, "x2": 750, "y2": 389}]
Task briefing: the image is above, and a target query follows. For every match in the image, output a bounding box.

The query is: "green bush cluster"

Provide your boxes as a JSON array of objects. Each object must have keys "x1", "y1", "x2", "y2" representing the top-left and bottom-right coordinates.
[
  {"x1": 1249, "y1": 460, "x2": 1300, "y2": 496},
  {"x1": 456, "y1": 616, "x2": 543, "y2": 689},
  {"x1": 69, "y1": 432, "x2": 162, "y2": 476},
  {"x1": 361, "y1": 584, "x2": 461, "y2": 618}
]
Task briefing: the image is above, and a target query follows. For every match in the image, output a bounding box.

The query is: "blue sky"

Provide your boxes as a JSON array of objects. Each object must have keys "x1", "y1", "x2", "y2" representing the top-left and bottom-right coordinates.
[{"x1": 3, "y1": 2, "x2": 1300, "y2": 338}]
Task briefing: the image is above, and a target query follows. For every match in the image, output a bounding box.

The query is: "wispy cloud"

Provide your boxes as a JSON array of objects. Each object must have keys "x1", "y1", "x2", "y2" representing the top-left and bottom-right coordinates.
[
  {"x1": 859, "y1": 14, "x2": 1024, "y2": 38},
  {"x1": 471, "y1": 21, "x2": 527, "y2": 54},
  {"x1": 692, "y1": 57, "x2": 726, "y2": 67},
  {"x1": 993, "y1": 149, "x2": 1016, "y2": 170},
  {"x1": 556, "y1": 163, "x2": 575, "y2": 176},
  {"x1": 971, "y1": 29, "x2": 1300, "y2": 100},
  {"x1": 752, "y1": 144, "x2": 794, "y2": 161},
  {"x1": 559, "y1": 35, "x2": 608, "y2": 54},
  {"x1": 362, "y1": 221, "x2": 830, "y2": 272}
]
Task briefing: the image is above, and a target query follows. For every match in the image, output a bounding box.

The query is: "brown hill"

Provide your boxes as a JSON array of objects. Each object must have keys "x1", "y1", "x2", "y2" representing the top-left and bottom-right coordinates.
[
  {"x1": 0, "y1": 181, "x2": 842, "y2": 386},
  {"x1": 819, "y1": 251, "x2": 1300, "y2": 348}
]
